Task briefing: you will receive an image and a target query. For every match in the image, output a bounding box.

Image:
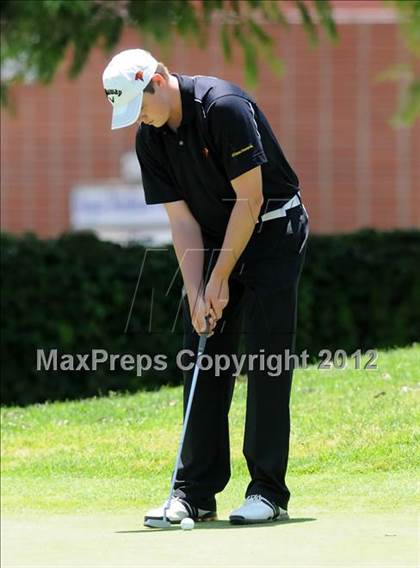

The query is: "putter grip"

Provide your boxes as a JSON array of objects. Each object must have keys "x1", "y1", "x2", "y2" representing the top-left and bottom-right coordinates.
[{"x1": 199, "y1": 314, "x2": 212, "y2": 338}]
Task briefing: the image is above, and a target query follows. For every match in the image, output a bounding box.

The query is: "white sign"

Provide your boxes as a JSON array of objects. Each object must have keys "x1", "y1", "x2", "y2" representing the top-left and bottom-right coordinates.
[{"x1": 70, "y1": 185, "x2": 171, "y2": 244}]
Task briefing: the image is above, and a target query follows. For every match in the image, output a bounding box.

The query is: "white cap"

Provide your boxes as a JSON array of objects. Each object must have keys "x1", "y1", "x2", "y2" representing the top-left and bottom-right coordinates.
[{"x1": 102, "y1": 49, "x2": 158, "y2": 130}]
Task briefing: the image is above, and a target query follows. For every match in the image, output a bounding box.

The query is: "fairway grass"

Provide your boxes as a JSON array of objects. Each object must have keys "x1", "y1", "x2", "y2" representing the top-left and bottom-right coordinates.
[{"x1": 2, "y1": 344, "x2": 419, "y2": 516}]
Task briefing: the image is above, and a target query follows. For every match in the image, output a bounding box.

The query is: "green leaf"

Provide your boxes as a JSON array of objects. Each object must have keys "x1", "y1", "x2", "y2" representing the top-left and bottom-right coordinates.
[
  {"x1": 248, "y1": 19, "x2": 273, "y2": 48},
  {"x1": 246, "y1": 17, "x2": 283, "y2": 79},
  {"x1": 387, "y1": 0, "x2": 420, "y2": 54},
  {"x1": 391, "y1": 78, "x2": 420, "y2": 127},
  {"x1": 260, "y1": 1, "x2": 288, "y2": 25},
  {"x1": 314, "y1": 0, "x2": 338, "y2": 41},
  {"x1": 220, "y1": 22, "x2": 232, "y2": 62},
  {"x1": 234, "y1": 25, "x2": 258, "y2": 86},
  {"x1": 243, "y1": 43, "x2": 258, "y2": 86},
  {"x1": 230, "y1": 0, "x2": 241, "y2": 15},
  {"x1": 268, "y1": 55, "x2": 284, "y2": 79},
  {"x1": 201, "y1": 0, "x2": 223, "y2": 25},
  {"x1": 296, "y1": 1, "x2": 318, "y2": 47}
]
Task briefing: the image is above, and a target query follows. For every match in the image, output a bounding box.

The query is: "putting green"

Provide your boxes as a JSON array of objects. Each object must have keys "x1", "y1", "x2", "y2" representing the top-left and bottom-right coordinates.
[{"x1": 2, "y1": 510, "x2": 418, "y2": 567}]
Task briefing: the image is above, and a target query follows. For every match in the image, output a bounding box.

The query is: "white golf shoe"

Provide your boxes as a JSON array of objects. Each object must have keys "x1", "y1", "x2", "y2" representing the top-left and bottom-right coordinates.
[
  {"x1": 229, "y1": 494, "x2": 289, "y2": 525},
  {"x1": 144, "y1": 496, "x2": 217, "y2": 527}
]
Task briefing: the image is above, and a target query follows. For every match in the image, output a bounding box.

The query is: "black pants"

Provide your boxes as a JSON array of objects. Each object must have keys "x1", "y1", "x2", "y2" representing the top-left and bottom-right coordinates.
[{"x1": 174, "y1": 203, "x2": 309, "y2": 512}]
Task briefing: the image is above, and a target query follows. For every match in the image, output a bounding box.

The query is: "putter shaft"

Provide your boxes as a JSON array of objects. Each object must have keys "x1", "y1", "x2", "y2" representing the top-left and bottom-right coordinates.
[{"x1": 163, "y1": 318, "x2": 211, "y2": 523}]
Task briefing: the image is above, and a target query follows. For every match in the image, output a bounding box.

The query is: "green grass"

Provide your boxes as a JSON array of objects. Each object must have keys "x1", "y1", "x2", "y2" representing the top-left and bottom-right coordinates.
[{"x1": 2, "y1": 345, "x2": 419, "y2": 516}]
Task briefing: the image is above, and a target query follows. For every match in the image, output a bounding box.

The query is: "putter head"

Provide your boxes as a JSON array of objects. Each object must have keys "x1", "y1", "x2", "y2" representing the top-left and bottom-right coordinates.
[
  {"x1": 144, "y1": 517, "x2": 172, "y2": 529},
  {"x1": 144, "y1": 504, "x2": 172, "y2": 529}
]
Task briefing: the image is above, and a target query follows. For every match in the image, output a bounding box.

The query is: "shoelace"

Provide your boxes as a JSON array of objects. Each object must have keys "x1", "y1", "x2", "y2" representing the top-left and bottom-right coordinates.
[
  {"x1": 245, "y1": 495, "x2": 263, "y2": 504},
  {"x1": 164, "y1": 496, "x2": 182, "y2": 508}
]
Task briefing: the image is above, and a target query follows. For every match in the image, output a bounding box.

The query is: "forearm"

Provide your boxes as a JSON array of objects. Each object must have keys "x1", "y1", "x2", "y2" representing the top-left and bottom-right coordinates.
[
  {"x1": 213, "y1": 197, "x2": 262, "y2": 279},
  {"x1": 170, "y1": 221, "x2": 206, "y2": 304}
]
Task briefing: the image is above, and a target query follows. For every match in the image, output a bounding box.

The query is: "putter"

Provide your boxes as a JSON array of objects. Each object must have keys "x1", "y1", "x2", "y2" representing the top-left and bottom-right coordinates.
[{"x1": 145, "y1": 316, "x2": 212, "y2": 528}]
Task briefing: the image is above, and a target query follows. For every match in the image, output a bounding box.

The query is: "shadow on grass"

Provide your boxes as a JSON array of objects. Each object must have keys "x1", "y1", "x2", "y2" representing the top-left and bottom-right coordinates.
[{"x1": 116, "y1": 517, "x2": 317, "y2": 534}]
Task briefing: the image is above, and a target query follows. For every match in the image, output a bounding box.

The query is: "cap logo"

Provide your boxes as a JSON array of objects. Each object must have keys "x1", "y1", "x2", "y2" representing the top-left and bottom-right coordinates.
[
  {"x1": 135, "y1": 71, "x2": 144, "y2": 81},
  {"x1": 104, "y1": 88, "x2": 122, "y2": 104}
]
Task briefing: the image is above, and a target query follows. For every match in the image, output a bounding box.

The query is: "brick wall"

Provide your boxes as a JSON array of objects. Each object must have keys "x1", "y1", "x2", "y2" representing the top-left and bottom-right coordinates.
[{"x1": 1, "y1": 1, "x2": 419, "y2": 237}]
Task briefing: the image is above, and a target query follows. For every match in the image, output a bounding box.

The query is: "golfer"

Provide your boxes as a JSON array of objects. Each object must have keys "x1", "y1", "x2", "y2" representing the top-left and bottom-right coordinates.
[{"x1": 103, "y1": 49, "x2": 309, "y2": 525}]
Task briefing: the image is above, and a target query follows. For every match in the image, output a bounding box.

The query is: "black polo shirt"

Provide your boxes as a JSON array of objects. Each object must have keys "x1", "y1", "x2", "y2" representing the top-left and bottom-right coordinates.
[{"x1": 135, "y1": 74, "x2": 300, "y2": 242}]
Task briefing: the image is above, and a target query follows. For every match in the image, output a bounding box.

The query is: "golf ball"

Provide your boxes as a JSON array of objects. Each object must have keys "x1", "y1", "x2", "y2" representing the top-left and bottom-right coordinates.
[{"x1": 180, "y1": 517, "x2": 195, "y2": 530}]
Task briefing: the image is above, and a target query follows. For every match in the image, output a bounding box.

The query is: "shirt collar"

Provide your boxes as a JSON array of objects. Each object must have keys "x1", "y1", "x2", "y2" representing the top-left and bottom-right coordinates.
[
  {"x1": 175, "y1": 74, "x2": 195, "y2": 126},
  {"x1": 156, "y1": 73, "x2": 195, "y2": 132}
]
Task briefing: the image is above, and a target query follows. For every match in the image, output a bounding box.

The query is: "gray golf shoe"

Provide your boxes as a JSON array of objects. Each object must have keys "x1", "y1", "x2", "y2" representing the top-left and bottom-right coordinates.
[{"x1": 229, "y1": 494, "x2": 289, "y2": 524}]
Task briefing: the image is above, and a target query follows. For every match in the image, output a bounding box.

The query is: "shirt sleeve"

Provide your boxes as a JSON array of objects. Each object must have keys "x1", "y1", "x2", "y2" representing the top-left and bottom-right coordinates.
[
  {"x1": 207, "y1": 95, "x2": 268, "y2": 180},
  {"x1": 135, "y1": 129, "x2": 182, "y2": 205}
]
